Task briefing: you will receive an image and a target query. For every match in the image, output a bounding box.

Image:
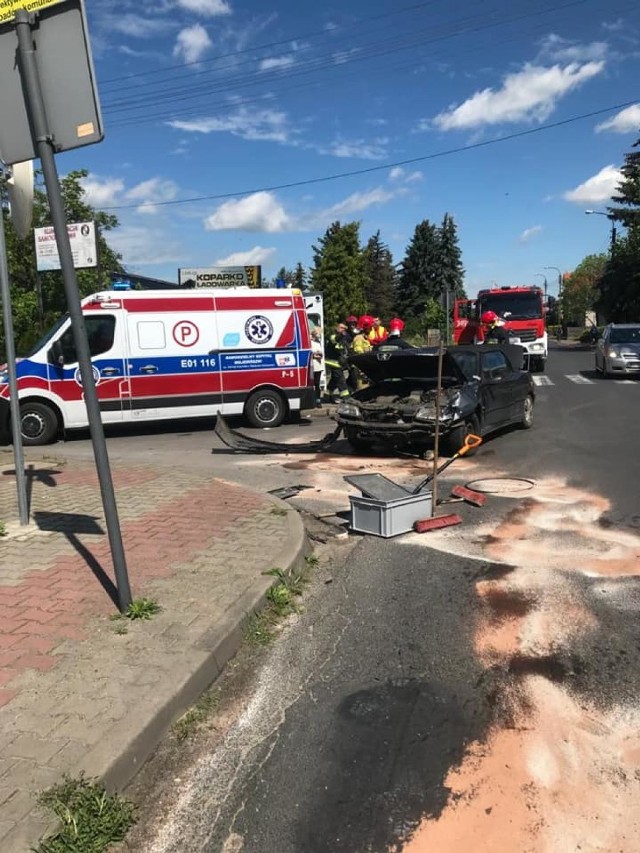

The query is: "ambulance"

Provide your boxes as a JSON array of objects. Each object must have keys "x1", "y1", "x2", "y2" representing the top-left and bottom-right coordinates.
[{"x1": 0, "y1": 288, "x2": 315, "y2": 445}]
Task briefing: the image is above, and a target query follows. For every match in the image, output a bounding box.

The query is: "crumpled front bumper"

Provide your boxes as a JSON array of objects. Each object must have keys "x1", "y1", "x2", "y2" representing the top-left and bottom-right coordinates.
[{"x1": 336, "y1": 415, "x2": 457, "y2": 444}]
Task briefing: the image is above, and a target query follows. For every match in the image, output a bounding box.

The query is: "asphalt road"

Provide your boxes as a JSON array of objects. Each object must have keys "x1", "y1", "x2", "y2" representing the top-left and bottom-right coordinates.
[{"x1": 124, "y1": 345, "x2": 640, "y2": 853}]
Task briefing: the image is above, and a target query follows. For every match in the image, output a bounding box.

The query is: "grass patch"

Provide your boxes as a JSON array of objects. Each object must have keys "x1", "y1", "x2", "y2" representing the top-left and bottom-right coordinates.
[
  {"x1": 33, "y1": 774, "x2": 136, "y2": 853},
  {"x1": 270, "y1": 506, "x2": 288, "y2": 517},
  {"x1": 305, "y1": 553, "x2": 319, "y2": 569},
  {"x1": 244, "y1": 567, "x2": 307, "y2": 646},
  {"x1": 172, "y1": 688, "x2": 220, "y2": 742},
  {"x1": 0, "y1": 520, "x2": 6, "y2": 537},
  {"x1": 111, "y1": 598, "x2": 162, "y2": 622}
]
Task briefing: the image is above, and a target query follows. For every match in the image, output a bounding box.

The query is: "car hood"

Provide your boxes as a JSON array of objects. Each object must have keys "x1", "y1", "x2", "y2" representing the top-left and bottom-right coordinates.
[{"x1": 350, "y1": 348, "x2": 467, "y2": 384}]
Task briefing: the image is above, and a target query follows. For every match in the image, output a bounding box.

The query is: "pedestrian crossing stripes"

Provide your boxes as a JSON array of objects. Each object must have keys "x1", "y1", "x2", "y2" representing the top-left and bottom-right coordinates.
[{"x1": 532, "y1": 374, "x2": 639, "y2": 386}]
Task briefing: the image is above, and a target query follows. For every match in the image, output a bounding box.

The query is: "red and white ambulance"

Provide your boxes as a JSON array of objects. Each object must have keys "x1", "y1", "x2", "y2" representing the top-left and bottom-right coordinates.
[{"x1": 0, "y1": 288, "x2": 315, "y2": 445}]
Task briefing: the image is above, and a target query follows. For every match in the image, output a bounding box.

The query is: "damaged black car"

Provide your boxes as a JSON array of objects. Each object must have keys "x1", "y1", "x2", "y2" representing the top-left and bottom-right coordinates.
[{"x1": 335, "y1": 344, "x2": 535, "y2": 454}]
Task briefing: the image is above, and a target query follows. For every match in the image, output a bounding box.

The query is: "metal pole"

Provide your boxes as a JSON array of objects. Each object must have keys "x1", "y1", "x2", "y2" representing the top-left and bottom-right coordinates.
[
  {"x1": 431, "y1": 339, "x2": 444, "y2": 516},
  {"x1": 0, "y1": 199, "x2": 29, "y2": 525},
  {"x1": 15, "y1": 11, "x2": 132, "y2": 611}
]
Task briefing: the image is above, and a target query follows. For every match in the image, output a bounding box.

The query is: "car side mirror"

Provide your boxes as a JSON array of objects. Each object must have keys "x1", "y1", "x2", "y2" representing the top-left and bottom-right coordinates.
[{"x1": 48, "y1": 340, "x2": 64, "y2": 367}]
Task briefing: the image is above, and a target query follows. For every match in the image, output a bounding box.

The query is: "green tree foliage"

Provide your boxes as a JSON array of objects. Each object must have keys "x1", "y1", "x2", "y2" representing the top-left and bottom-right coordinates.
[
  {"x1": 310, "y1": 221, "x2": 366, "y2": 326},
  {"x1": 396, "y1": 219, "x2": 441, "y2": 335},
  {"x1": 293, "y1": 262, "x2": 307, "y2": 291},
  {"x1": 609, "y1": 135, "x2": 640, "y2": 229},
  {"x1": 1, "y1": 168, "x2": 123, "y2": 358},
  {"x1": 439, "y1": 213, "x2": 466, "y2": 299},
  {"x1": 363, "y1": 231, "x2": 396, "y2": 320},
  {"x1": 562, "y1": 253, "x2": 607, "y2": 324},
  {"x1": 597, "y1": 231, "x2": 640, "y2": 322}
]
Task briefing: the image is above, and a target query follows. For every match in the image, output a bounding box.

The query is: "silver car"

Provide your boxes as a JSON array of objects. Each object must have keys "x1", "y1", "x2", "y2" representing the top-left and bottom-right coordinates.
[{"x1": 595, "y1": 324, "x2": 640, "y2": 377}]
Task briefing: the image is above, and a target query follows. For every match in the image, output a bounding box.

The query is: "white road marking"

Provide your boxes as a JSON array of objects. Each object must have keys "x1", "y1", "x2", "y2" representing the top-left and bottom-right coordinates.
[
  {"x1": 566, "y1": 374, "x2": 594, "y2": 384},
  {"x1": 532, "y1": 375, "x2": 554, "y2": 386}
]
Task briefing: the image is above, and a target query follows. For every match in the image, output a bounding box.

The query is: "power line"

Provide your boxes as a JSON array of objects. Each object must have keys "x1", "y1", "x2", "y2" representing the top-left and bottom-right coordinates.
[{"x1": 104, "y1": 99, "x2": 637, "y2": 211}]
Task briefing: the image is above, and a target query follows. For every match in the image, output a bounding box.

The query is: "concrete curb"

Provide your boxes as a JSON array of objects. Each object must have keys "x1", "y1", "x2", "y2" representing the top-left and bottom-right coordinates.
[{"x1": 72, "y1": 492, "x2": 308, "y2": 796}]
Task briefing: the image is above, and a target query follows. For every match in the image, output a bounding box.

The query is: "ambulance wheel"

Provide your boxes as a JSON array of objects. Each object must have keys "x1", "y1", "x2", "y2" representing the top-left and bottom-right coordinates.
[
  {"x1": 19, "y1": 402, "x2": 59, "y2": 445},
  {"x1": 245, "y1": 390, "x2": 286, "y2": 429}
]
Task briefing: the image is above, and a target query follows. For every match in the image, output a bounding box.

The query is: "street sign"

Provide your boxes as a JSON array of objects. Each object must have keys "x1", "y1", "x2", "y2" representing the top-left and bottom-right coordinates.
[
  {"x1": 6, "y1": 159, "x2": 33, "y2": 239},
  {"x1": 0, "y1": 0, "x2": 63, "y2": 25},
  {"x1": 179, "y1": 266, "x2": 262, "y2": 288},
  {"x1": 35, "y1": 220, "x2": 97, "y2": 271},
  {"x1": 0, "y1": 0, "x2": 103, "y2": 165}
]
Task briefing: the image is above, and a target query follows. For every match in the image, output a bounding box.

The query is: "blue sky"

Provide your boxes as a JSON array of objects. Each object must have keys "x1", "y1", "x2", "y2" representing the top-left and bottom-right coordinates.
[{"x1": 59, "y1": 0, "x2": 640, "y2": 298}]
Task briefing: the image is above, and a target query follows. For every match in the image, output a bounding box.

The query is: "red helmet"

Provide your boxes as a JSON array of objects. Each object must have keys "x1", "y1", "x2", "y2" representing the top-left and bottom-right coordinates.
[
  {"x1": 389, "y1": 318, "x2": 404, "y2": 333},
  {"x1": 359, "y1": 314, "x2": 374, "y2": 330},
  {"x1": 345, "y1": 315, "x2": 358, "y2": 324},
  {"x1": 481, "y1": 310, "x2": 498, "y2": 324}
]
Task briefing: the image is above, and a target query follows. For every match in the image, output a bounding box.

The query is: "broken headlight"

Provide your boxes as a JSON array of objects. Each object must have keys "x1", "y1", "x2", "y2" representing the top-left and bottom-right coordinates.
[{"x1": 337, "y1": 402, "x2": 362, "y2": 418}]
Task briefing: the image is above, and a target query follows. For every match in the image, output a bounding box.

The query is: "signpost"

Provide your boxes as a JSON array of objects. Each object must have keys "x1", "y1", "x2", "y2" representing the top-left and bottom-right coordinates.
[
  {"x1": 178, "y1": 265, "x2": 262, "y2": 289},
  {"x1": 0, "y1": 0, "x2": 132, "y2": 611},
  {"x1": 0, "y1": 0, "x2": 63, "y2": 24},
  {"x1": 35, "y1": 220, "x2": 97, "y2": 271}
]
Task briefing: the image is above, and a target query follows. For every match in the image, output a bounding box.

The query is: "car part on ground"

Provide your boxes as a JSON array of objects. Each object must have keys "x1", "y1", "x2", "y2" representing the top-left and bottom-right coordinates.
[{"x1": 214, "y1": 413, "x2": 342, "y2": 454}]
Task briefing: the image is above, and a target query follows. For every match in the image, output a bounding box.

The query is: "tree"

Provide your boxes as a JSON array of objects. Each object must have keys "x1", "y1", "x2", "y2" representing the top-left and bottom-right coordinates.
[
  {"x1": 597, "y1": 231, "x2": 640, "y2": 322},
  {"x1": 1, "y1": 168, "x2": 124, "y2": 358},
  {"x1": 438, "y1": 213, "x2": 466, "y2": 299},
  {"x1": 562, "y1": 254, "x2": 607, "y2": 324},
  {"x1": 293, "y1": 262, "x2": 307, "y2": 291},
  {"x1": 396, "y1": 219, "x2": 441, "y2": 335},
  {"x1": 609, "y1": 135, "x2": 640, "y2": 229},
  {"x1": 310, "y1": 221, "x2": 366, "y2": 326},
  {"x1": 363, "y1": 231, "x2": 396, "y2": 320}
]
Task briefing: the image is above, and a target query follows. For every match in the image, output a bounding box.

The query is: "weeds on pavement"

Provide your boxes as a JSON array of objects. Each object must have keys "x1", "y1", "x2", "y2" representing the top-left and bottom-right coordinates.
[
  {"x1": 33, "y1": 774, "x2": 136, "y2": 853},
  {"x1": 244, "y1": 567, "x2": 307, "y2": 646},
  {"x1": 172, "y1": 688, "x2": 221, "y2": 742},
  {"x1": 110, "y1": 598, "x2": 162, "y2": 624},
  {"x1": 0, "y1": 520, "x2": 6, "y2": 537}
]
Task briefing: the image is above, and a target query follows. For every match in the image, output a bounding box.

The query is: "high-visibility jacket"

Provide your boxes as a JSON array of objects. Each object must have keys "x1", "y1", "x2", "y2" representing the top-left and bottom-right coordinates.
[
  {"x1": 368, "y1": 326, "x2": 388, "y2": 346},
  {"x1": 351, "y1": 333, "x2": 372, "y2": 355},
  {"x1": 325, "y1": 332, "x2": 349, "y2": 368}
]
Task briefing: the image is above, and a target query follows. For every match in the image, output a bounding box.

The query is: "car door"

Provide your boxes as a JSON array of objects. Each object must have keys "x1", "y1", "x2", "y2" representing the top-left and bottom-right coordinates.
[
  {"x1": 596, "y1": 327, "x2": 609, "y2": 371},
  {"x1": 54, "y1": 312, "x2": 128, "y2": 424},
  {"x1": 480, "y1": 349, "x2": 512, "y2": 429}
]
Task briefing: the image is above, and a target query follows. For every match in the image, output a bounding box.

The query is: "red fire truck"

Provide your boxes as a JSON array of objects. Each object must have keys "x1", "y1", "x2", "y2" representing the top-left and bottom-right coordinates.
[{"x1": 453, "y1": 285, "x2": 548, "y2": 372}]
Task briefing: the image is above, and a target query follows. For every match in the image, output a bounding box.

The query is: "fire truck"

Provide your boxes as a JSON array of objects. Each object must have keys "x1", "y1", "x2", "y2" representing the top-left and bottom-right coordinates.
[{"x1": 453, "y1": 285, "x2": 548, "y2": 372}]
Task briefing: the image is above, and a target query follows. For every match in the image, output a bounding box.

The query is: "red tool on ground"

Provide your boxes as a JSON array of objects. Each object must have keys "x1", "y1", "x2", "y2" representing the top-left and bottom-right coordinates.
[
  {"x1": 451, "y1": 484, "x2": 486, "y2": 507},
  {"x1": 414, "y1": 514, "x2": 463, "y2": 533}
]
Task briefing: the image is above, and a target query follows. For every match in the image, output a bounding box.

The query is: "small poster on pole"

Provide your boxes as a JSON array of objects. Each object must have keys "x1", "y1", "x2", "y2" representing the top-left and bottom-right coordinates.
[{"x1": 34, "y1": 220, "x2": 97, "y2": 271}]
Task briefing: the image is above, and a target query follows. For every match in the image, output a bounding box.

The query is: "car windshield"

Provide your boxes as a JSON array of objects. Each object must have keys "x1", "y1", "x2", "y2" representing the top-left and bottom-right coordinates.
[
  {"x1": 609, "y1": 327, "x2": 640, "y2": 344},
  {"x1": 449, "y1": 350, "x2": 478, "y2": 379},
  {"x1": 21, "y1": 314, "x2": 69, "y2": 358},
  {"x1": 480, "y1": 293, "x2": 541, "y2": 320}
]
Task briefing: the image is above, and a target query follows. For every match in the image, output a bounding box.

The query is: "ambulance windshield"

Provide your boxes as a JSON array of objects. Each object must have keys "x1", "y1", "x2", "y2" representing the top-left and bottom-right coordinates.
[{"x1": 22, "y1": 314, "x2": 69, "y2": 359}]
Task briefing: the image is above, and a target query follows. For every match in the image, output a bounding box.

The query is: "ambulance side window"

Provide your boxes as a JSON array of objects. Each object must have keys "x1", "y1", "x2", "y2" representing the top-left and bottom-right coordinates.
[
  {"x1": 60, "y1": 315, "x2": 116, "y2": 363},
  {"x1": 137, "y1": 321, "x2": 166, "y2": 350}
]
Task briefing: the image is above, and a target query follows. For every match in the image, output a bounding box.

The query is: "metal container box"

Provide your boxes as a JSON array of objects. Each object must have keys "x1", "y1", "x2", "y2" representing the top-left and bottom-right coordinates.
[{"x1": 348, "y1": 492, "x2": 433, "y2": 538}]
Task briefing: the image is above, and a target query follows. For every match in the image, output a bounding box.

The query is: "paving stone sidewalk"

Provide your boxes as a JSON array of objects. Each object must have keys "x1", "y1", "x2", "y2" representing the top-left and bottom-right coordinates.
[{"x1": 0, "y1": 448, "x2": 306, "y2": 852}]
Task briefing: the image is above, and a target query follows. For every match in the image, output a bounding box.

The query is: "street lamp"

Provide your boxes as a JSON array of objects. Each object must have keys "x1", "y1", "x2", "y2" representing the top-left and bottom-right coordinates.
[
  {"x1": 544, "y1": 266, "x2": 562, "y2": 298},
  {"x1": 534, "y1": 272, "x2": 548, "y2": 302},
  {"x1": 584, "y1": 209, "x2": 617, "y2": 254}
]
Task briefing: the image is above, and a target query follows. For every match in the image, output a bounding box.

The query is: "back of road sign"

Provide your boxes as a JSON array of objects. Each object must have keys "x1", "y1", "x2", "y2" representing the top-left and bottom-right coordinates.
[{"x1": 0, "y1": 0, "x2": 103, "y2": 166}]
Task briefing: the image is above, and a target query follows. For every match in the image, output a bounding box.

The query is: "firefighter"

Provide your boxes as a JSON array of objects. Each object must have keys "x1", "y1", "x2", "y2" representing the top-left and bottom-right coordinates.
[
  {"x1": 324, "y1": 322, "x2": 350, "y2": 401},
  {"x1": 368, "y1": 317, "x2": 388, "y2": 347},
  {"x1": 381, "y1": 317, "x2": 412, "y2": 349},
  {"x1": 345, "y1": 315, "x2": 359, "y2": 345},
  {"x1": 352, "y1": 316, "x2": 374, "y2": 354},
  {"x1": 480, "y1": 310, "x2": 509, "y2": 344}
]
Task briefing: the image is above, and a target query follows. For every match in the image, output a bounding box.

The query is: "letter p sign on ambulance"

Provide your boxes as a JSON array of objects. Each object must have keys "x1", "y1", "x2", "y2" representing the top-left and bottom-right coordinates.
[{"x1": 173, "y1": 321, "x2": 199, "y2": 348}]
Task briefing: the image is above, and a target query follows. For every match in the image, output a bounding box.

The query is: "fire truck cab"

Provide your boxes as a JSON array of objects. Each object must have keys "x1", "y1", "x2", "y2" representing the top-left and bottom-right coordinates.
[{"x1": 454, "y1": 285, "x2": 547, "y2": 372}]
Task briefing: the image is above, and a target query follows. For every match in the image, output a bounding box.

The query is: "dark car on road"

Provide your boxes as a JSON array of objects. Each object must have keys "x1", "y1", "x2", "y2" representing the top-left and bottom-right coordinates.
[{"x1": 335, "y1": 344, "x2": 535, "y2": 454}]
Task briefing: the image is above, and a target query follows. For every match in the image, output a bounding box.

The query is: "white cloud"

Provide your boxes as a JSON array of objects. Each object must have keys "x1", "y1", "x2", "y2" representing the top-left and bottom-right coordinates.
[
  {"x1": 215, "y1": 246, "x2": 277, "y2": 265},
  {"x1": 519, "y1": 225, "x2": 543, "y2": 243},
  {"x1": 125, "y1": 178, "x2": 179, "y2": 213},
  {"x1": 326, "y1": 138, "x2": 389, "y2": 160},
  {"x1": 433, "y1": 61, "x2": 604, "y2": 130},
  {"x1": 173, "y1": 24, "x2": 212, "y2": 63},
  {"x1": 389, "y1": 167, "x2": 404, "y2": 181},
  {"x1": 538, "y1": 34, "x2": 608, "y2": 63},
  {"x1": 99, "y1": 14, "x2": 175, "y2": 39},
  {"x1": 80, "y1": 176, "x2": 125, "y2": 208},
  {"x1": 176, "y1": 0, "x2": 232, "y2": 16},
  {"x1": 168, "y1": 107, "x2": 290, "y2": 143},
  {"x1": 389, "y1": 167, "x2": 424, "y2": 184},
  {"x1": 596, "y1": 104, "x2": 640, "y2": 133},
  {"x1": 321, "y1": 188, "x2": 399, "y2": 219},
  {"x1": 563, "y1": 164, "x2": 622, "y2": 204},
  {"x1": 259, "y1": 56, "x2": 295, "y2": 71},
  {"x1": 110, "y1": 226, "x2": 183, "y2": 267},
  {"x1": 205, "y1": 192, "x2": 290, "y2": 232},
  {"x1": 333, "y1": 47, "x2": 360, "y2": 65}
]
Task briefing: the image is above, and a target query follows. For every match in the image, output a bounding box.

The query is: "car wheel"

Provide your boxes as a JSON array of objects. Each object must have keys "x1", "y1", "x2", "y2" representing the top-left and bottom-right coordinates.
[
  {"x1": 444, "y1": 414, "x2": 480, "y2": 457},
  {"x1": 245, "y1": 390, "x2": 286, "y2": 429},
  {"x1": 520, "y1": 394, "x2": 534, "y2": 430},
  {"x1": 345, "y1": 427, "x2": 375, "y2": 454},
  {"x1": 20, "y1": 401, "x2": 59, "y2": 445}
]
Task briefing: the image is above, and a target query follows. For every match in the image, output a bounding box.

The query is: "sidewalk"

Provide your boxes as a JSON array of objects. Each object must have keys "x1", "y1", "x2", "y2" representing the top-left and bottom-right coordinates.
[{"x1": 0, "y1": 448, "x2": 307, "y2": 851}]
